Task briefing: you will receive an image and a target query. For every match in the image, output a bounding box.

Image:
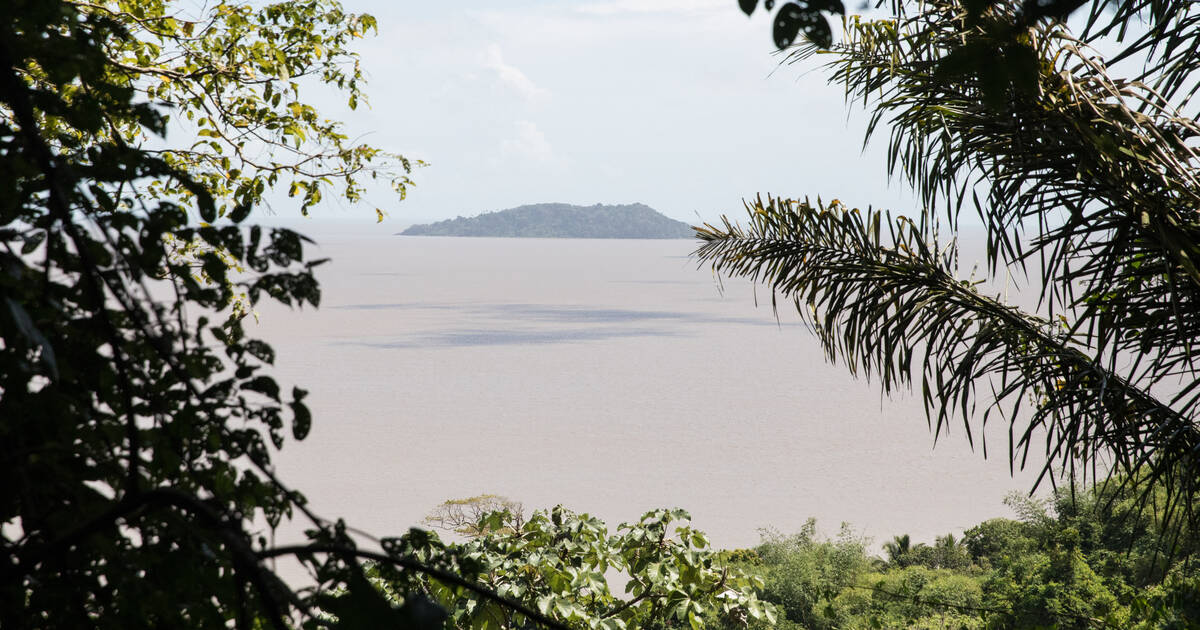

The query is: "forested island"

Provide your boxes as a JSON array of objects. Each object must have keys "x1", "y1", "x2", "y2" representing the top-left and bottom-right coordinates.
[{"x1": 399, "y1": 202, "x2": 694, "y2": 238}]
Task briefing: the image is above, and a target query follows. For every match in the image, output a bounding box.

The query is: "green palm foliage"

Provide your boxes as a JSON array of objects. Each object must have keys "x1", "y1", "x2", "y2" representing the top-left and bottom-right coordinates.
[
  {"x1": 884, "y1": 535, "x2": 914, "y2": 567},
  {"x1": 696, "y1": 0, "x2": 1200, "y2": 533}
]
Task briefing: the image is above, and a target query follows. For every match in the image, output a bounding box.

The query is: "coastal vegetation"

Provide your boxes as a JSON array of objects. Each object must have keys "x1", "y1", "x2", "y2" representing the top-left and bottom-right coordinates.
[
  {"x1": 383, "y1": 484, "x2": 1199, "y2": 629},
  {"x1": 400, "y1": 203, "x2": 694, "y2": 239},
  {"x1": 735, "y1": 482, "x2": 1200, "y2": 629}
]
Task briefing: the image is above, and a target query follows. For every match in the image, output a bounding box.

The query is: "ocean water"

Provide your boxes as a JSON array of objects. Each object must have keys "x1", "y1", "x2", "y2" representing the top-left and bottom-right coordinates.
[{"x1": 257, "y1": 230, "x2": 1037, "y2": 550}]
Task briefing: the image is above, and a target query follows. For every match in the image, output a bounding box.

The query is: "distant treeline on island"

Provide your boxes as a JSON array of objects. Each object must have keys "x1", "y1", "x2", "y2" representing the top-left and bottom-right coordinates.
[{"x1": 398, "y1": 202, "x2": 695, "y2": 239}]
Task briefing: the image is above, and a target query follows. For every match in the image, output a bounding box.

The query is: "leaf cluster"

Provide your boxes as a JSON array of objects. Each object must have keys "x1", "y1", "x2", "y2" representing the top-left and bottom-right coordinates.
[
  {"x1": 736, "y1": 0, "x2": 846, "y2": 49},
  {"x1": 377, "y1": 505, "x2": 777, "y2": 630},
  {"x1": 71, "y1": 0, "x2": 419, "y2": 218}
]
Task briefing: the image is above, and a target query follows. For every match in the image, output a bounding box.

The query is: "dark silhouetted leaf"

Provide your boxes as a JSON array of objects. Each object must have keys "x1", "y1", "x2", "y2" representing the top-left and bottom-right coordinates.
[
  {"x1": 243, "y1": 375, "x2": 281, "y2": 401},
  {"x1": 774, "y1": 2, "x2": 832, "y2": 49},
  {"x1": 4, "y1": 297, "x2": 57, "y2": 377},
  {"x1": 292, "y1": 387, "x2": 312, "y2": 440},
  {"x1": 20, "y1": 231, "x2": 45, "y2": 254},
  {"x1": 229, "y1": 202, "x2": 252, "y2": 223}
]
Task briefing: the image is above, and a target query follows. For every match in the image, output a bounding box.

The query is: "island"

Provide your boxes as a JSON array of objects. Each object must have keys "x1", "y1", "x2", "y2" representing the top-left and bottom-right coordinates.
[{"x1": 398, "y1": 202, "x2": 695, "y2": 239}]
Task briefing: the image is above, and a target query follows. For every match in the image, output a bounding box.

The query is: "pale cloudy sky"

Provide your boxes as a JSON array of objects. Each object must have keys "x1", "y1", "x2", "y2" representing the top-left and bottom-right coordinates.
[{"x1": 288, "y1": 0, "x2": 911, "y2": 227}]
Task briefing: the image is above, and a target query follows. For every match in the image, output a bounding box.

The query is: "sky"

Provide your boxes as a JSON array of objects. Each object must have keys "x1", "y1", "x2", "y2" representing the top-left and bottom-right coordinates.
[{"x1": 279, "y1": 0, "x2": 916, "y2": 229}]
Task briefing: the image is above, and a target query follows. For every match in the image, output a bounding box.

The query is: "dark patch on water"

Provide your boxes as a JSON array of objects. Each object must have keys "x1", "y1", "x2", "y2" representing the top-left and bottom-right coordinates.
[
  {"x1": 333, "y1": 301, "x2": 787, "y2": 327},
  {"x1": 327, "y1": 302, "x2": 803, "y2": 349},
  {"x1": 338, "y1": 326, "x2": 680, "y2": 348},
  {"x1": 334, "y1": 302, "x2": 456, "y2": 310},
  {"x1": 608, "y1": 279, "x2": 699, "y2": 285}
]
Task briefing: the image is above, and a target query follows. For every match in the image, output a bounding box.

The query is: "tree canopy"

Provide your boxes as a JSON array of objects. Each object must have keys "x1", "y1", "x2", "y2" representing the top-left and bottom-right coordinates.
[
  {"x1": 74, "y1": 0, "x2": 417, "y2": 218},
  {"x1": 728, "y1": 485, "x2": 1200, "y2": 628}
]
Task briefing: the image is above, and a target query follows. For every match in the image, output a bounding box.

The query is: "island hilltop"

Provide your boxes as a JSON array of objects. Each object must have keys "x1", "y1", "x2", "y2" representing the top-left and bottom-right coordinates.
[{"x1": 399, "y1": 202, "x2": 695, "y2": 239}]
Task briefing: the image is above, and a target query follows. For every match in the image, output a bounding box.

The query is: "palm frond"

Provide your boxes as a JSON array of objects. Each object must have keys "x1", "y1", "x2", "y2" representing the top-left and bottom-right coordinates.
[
  {"x1": 695, "y1": 196, "x2": 1200, "y2": 527},
  {"x1": 793, "y1": 1, "x2": 1200, "y2": 396}
]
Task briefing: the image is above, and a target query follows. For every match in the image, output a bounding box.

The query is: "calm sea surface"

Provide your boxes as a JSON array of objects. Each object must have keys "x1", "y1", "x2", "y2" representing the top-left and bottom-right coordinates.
[{"x1": 257, "y1": 231, "x2": 1036, "y2": 550}]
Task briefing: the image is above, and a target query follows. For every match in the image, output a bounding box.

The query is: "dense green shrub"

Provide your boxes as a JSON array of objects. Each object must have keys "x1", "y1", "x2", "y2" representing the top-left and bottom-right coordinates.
[
  {"x1": 753, "y1": 521, "x2": 871, "y2": 630},
  {"x1": 742, "y1": 482, "x2": 1200, "y2": 629}
]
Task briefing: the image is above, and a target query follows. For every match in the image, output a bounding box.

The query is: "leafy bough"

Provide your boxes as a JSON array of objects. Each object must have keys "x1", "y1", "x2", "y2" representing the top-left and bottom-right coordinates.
[{"x1": 373, "y1": 505, "x2": 777, "y2": 630}]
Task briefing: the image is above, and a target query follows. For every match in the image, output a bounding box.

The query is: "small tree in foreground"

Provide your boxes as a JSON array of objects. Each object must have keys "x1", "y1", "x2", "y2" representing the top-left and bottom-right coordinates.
[
  {"x1": 379, "y1": 505, "x2": 777, "y2": 630},
  {"x1": 424, "y1": 494, "x2": 527, "y2": 538}
]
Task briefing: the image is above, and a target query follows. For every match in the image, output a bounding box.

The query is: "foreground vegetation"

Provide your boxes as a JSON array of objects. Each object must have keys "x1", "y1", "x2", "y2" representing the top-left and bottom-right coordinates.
[
  {"x1": 410, "y1": 485, "x2": 1199, "y2": 629},
  {"x1": 375, "y1": 504, "x2": 777, "y2": 630}
]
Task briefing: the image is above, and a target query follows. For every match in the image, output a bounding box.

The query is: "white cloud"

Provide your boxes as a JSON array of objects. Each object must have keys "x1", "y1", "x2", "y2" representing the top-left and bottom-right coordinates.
[
  {"x1": 484, "y1": 44, "x2": 548, "y2": 103},
  {"x1": 496, "y1": 120, "x2": 571, "y2": 171},
  {"x1": 501, "y1": 120, "x2": 557, "y2": 163}
]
